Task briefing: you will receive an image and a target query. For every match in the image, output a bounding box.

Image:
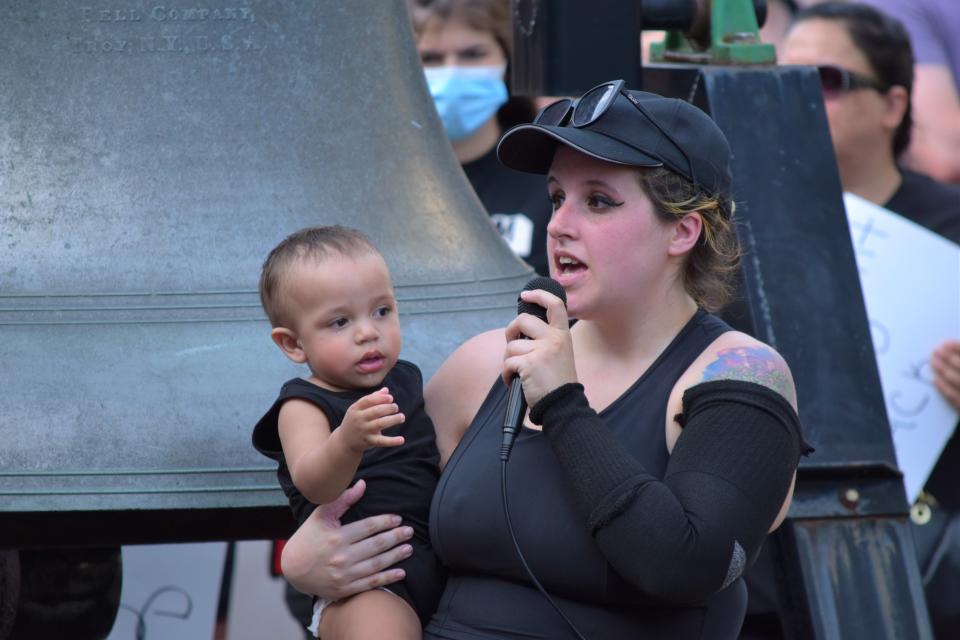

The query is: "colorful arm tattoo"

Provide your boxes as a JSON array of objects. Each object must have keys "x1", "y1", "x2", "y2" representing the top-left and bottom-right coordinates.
[{"x1": 702, "y1": 346, "x2": 796, "y2": 405}]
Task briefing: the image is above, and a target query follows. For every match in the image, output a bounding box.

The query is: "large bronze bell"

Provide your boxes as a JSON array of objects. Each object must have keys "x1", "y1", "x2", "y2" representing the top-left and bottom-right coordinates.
[{"x1": 0, "y1": 0, "x2": 529, "y2": 548}]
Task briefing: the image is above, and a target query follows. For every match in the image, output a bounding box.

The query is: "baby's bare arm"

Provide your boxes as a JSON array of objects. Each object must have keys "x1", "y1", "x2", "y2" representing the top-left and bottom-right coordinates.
[{"x1": 279, "y1": 389, "x2": 405, "y2": 505}]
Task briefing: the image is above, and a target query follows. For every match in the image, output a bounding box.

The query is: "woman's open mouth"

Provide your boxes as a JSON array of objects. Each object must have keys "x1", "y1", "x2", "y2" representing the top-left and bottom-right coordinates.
[{"x1": 556, "y1": 255, "x2": 586, "y2": 275}]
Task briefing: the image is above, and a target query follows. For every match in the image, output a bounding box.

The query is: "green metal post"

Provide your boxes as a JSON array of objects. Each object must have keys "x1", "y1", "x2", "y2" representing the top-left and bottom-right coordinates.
[{"x1": 649, "y1": 0, "x2": 775, "y2": 65}]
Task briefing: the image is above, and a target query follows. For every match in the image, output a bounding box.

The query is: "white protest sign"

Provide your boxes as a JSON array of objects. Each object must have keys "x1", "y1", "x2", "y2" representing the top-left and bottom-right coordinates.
[
  {"x1": 106, "y1": 542, "x2": 227, "y2": 640},
  {"x1": 844, "y1": 192, "x2": 960, "y2": 502}
]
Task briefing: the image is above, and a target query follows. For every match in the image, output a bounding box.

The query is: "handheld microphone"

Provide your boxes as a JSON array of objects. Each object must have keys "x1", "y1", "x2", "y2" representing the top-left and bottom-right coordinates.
[
  {"x1": 501, "y1": 276, "x2": 567, "y2": 462},
  {"x1": 498, "y1": 277, "x2": 586, "y2": 639}
]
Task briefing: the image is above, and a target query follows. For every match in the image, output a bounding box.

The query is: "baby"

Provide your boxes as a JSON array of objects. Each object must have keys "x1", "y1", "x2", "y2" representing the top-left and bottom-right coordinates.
[{"x1": 252, "y1": 225, "x2": 442, "y2": 639}]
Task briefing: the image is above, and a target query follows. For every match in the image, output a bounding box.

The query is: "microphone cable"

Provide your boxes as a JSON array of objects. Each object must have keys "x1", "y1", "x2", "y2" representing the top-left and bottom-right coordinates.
[
  {"x1": 501, "y1": 459, "x2": 589, "y2": 640},
  {"x1": 498, "y1": 275, "x2": 585, "y2": 638}
]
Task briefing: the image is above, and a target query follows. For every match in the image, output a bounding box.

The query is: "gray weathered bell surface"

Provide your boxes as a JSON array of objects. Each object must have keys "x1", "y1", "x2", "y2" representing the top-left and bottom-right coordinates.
[{"x1": 0, "y1": 0, "x2": 530, "y2": 545}]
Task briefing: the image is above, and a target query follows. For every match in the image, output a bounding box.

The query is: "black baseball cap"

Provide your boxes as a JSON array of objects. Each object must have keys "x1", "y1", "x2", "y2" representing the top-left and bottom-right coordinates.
[{"x1": 496, "y1": 86, "x2": 733, "y2": 213}]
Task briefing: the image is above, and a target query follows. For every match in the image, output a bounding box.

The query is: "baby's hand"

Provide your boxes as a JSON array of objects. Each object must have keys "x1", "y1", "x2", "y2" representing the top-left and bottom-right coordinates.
[{"x1": 340, "y1": 388, "x2": 405, "y2": 454}]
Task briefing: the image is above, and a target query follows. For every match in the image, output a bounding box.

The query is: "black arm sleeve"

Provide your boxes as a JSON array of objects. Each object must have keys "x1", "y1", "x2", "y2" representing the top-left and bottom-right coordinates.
[{"x1": 529, "y1": 378, "x2": 812, "y2": 604}]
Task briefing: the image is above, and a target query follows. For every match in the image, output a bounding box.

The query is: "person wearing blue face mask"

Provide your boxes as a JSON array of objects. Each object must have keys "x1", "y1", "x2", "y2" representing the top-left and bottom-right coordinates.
[
  {"x1": 424, "y1": 64, "x2": 508, "y2": 143},
  {"x1": 408, "y1": 0, "x2": 552, "y2": 276}
]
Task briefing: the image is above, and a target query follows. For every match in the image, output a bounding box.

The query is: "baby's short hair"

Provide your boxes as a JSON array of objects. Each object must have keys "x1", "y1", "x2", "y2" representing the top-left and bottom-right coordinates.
[{"x1": 259, "y1": 225, "x2": 380, "y2": 328}]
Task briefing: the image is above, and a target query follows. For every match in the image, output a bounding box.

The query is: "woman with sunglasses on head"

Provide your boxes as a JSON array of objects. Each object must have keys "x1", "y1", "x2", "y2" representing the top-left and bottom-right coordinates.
[
  {"x1": 406, "y1": 0, "x2": 552, "y2": 276},
  {"x1": 280, "y1": 83, "x2": 811, "y2": 639}
]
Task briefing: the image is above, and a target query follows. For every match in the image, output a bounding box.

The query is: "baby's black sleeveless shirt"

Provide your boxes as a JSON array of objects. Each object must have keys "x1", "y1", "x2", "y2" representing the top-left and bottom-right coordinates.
[
  {"x1": 426, "y1": 310, "x2": 747, "y2": 639},
  {"x1": 252, "y1": 360, "x2": 443, "y2": 624}
]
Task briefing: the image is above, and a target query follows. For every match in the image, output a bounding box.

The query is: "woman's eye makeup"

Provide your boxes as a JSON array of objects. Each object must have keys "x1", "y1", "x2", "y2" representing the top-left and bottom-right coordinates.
[
  {"x1": 587, "y1": 193, "x2": 624, "y2": 209},
  {"x1": 549, "y1": 190, "x2": 623, "y2": 211},
  {"x1": 549, "y1": 191, "x2": 565, "y2": 210}
]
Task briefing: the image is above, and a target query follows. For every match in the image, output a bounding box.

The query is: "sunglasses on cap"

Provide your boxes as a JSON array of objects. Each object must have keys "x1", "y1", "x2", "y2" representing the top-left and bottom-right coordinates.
[
  {"x1": 533, "y1": 79, "x2": 699, "y2": 191},
  {"x1": 816, "y1": 64, "x2": 889, "y2": 98}
]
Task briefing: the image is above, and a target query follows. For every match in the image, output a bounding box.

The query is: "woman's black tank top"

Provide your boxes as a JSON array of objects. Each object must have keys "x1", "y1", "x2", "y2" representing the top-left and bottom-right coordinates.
[{"x1": 426, "y1": 309, "x2": 747, "y2": 639}]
